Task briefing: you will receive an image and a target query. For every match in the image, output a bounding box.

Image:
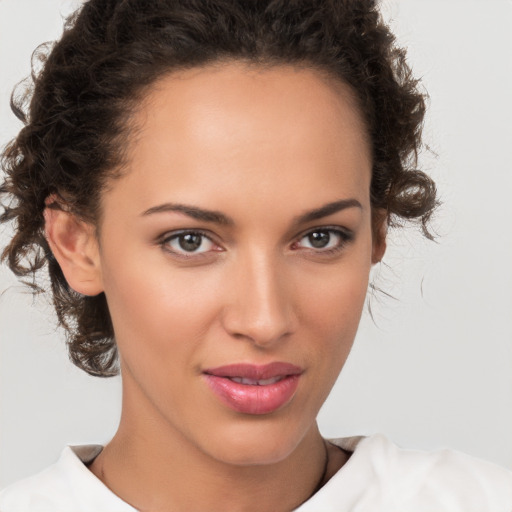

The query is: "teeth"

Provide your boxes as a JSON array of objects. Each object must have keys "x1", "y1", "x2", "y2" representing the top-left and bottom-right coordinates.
[
  {"x1": 258, "y1": 376, "x2": 283, "y2": 385},
  {"x1": 230, "y1": 376, "x2": 283, "y2": 386}
]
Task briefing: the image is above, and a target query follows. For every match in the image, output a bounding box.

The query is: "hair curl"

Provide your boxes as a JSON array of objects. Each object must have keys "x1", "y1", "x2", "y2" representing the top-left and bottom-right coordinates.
[{"x1": 0, "y1": 0, "x2": 437, "y2": 377}]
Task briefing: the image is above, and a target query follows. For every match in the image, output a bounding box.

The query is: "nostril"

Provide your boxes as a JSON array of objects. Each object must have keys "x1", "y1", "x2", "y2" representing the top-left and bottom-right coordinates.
[{"x1": 223, "y1": 314, "x2": 294, "y2": 347}]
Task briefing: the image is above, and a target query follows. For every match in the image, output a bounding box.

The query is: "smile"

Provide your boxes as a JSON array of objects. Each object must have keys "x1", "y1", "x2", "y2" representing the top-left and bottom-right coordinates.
[{"x1": 203, "y1": 363, "x2": 303, "y2": 415}]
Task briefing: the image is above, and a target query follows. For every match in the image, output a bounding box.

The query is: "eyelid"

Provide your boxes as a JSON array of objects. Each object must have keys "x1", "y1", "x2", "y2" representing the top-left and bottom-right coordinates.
[
  {"x1": 156, "y1": 225, "x2": 354, "y2": 259},
  {"x1": 158, "y1": 229, "x2": 224, "y2": 258},
  {"x1": 294, "y1": 225, "x2": 354, "y2": 241},
  {"x1": 292, "y1": 225, "x2": 354, "y2": 252}
]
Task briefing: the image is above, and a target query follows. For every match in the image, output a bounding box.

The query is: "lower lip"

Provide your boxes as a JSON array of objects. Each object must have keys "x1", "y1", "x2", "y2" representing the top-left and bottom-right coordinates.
[{"x1": 203, "y1": 374, "x2": 301, "y2": 415}]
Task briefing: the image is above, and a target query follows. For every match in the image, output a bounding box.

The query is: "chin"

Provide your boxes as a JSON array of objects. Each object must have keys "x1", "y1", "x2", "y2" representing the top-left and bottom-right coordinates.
[{"x1": 196, "y1": 413, "x2": 315, "y2": 467}]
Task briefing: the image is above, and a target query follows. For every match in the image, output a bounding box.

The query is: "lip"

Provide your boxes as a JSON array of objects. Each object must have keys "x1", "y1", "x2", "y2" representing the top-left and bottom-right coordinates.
[{"x1": 203, "y1": 363, "x2": 303, "y2": 415}]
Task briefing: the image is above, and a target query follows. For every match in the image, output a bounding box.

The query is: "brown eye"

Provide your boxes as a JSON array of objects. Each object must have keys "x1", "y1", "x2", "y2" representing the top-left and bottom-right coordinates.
[
  {"x1": 295, "y1": 228, "x2": 352, "y2": 252},
  {"x1": 179, "y1": 233, "x2": 203, "y2": 251},
  {"x1": 307, "y1": 231, "x2": 331, "y2": 248},
  {"x1": 164, "y1": 232, "x2": 216, "y2": 254}
]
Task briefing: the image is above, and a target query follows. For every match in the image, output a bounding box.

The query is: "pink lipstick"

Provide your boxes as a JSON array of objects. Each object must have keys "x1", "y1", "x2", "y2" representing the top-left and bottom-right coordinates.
[{"x1": 203, "y1": 362, "x2": 302, "y2": 415}]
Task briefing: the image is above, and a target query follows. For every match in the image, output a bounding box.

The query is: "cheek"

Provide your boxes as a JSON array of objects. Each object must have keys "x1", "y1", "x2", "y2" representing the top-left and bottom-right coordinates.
[
  {"x1": 301, "y1": 252, "x2": 371, "y2": 329},
  {"x1": 297, "y1": 252, "x2": 372, "y2": 368},
  {"x1": 99, "y1": 227, "x2": 372, "y2": 373},
  {"x1": 100, "y1": 252, "x2": 223, "y2": 368}
]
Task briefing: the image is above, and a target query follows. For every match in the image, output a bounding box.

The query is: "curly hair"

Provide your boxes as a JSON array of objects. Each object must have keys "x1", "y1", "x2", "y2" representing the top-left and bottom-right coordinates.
[{"x1": 0, "y1": 0, "x2": 437, "y2": 377}]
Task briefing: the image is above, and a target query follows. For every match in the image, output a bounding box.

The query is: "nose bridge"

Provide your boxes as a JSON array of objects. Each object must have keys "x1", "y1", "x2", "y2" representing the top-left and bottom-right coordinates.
[{"x1": 223, "y1": 247, "x2": 293, "y2": 346}]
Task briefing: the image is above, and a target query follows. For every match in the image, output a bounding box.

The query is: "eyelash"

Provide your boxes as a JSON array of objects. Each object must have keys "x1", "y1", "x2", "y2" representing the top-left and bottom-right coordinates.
[
  {"x1": 293, "y1": 226, "x2": 354, "y2": 255},
  {"x1": 159, "y1": 229, "x2": 221, "y2": 259},
  {"x1": 158, "y1": 226, "x2": 354, "y2": 259}
]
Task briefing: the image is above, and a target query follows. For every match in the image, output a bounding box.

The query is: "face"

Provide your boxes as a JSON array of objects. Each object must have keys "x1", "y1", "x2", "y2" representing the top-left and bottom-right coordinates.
[{"x1": 95, "y1": 63, "x2": 381, "y2": 465}]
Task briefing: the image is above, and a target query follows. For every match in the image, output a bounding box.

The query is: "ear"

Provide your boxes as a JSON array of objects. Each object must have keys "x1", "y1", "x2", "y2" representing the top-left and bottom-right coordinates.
[
  {"x1": 44, "y1": 205, "x2": 103, "y2": 296},
  {"x1": 371, "y1": 210, "x2": 387, "y2": 264}
]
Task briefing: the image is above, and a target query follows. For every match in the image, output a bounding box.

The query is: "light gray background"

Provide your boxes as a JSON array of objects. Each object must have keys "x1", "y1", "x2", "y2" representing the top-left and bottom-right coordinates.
[{"x1": 1, "y1": 0, "x2": 511, "y2": 489}]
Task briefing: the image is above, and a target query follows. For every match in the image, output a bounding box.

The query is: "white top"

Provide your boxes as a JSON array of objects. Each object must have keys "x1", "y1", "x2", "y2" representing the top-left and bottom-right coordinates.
[{"x1": 1, "y1": 434, "x2": 512, "y2": 511}]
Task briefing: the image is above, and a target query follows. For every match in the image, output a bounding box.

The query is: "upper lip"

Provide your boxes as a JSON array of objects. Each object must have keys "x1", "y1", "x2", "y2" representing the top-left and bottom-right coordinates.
[{"x1": 203, "y1": 362, "x2": 303, "y2": 380}]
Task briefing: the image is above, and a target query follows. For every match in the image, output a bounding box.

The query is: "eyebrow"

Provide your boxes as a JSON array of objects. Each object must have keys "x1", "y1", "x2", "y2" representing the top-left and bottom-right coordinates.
[
  {"x1": 141, "y1": 198, "x2": 362, "y2": 226},
  {"x1": 293, "y1": 198, "x2": 363, "y2": 225},
  {"x1": 141, "y1": 203, "x2": 233, "y2": 225}
]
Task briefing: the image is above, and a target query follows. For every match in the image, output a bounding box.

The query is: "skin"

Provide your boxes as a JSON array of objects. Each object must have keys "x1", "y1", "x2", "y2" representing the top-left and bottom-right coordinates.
[{"x1": 45, "y1": 62, "x2": 385, "y2": 511}]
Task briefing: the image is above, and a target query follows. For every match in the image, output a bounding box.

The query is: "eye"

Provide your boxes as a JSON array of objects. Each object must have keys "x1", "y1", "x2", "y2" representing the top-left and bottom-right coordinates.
[
  {"x1": 294, "y1": 228, "x2": 352, "y2": 252},
  {"x1": 161, "y1": 231, "x2": 219, "y2": 256}
]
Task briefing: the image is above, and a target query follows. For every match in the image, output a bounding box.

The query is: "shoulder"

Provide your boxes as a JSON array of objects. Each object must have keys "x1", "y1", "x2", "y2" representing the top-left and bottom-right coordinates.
[
  {"x1": 0, "y1": 445, "x2": 135, "y2": 512},
  {"x1": 327, "y1": 434, "x2": 512, "y2": 511}
]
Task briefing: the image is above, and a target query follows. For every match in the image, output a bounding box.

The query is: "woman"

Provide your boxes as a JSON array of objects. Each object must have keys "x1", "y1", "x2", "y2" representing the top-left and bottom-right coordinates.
[{"x1": 1, "y1": 0, "x2": 511, "y2": 510}]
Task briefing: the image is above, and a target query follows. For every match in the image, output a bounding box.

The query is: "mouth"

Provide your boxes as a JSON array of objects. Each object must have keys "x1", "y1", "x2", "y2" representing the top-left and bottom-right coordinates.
[
  {"x1": 227, "y1": 375, "x2": 285, "y2": 386},
  {"x1": 202, "y1": 362, "x2": 303, "y2": 415}
]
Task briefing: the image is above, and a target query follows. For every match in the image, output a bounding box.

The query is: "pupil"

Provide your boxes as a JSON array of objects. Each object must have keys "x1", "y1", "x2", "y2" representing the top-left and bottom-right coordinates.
[
  {"x1": 309, "y1": 231, "x2": 330, "y2": 248},
  {"x1": 179, "y1": 233, "x2": 202, "y2": 251}
]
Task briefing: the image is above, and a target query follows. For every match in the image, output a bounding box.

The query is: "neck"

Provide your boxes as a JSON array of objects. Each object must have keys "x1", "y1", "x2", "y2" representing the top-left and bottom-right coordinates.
[{"x1": 88, "y1": 376, "x2": 338, "y2": 512}]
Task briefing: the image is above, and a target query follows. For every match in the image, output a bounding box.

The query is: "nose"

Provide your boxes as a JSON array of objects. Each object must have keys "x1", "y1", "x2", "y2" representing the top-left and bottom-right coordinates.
[{"x1": 221, "y1": 251, "x2": 295, "y2": 348}]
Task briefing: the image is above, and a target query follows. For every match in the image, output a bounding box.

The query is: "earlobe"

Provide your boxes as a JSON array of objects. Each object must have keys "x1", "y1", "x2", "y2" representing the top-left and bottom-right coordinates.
[{"x1": 44, "y1": 205, "x2": 104, "y2": 296}]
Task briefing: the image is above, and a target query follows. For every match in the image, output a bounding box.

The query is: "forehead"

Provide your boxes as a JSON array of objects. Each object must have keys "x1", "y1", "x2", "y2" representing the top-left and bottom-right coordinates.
[{"x1": 105, "y1": 62, "x2": 372, "y2": 217}]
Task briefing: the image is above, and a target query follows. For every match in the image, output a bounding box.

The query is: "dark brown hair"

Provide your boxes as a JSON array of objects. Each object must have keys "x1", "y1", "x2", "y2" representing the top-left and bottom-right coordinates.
[{"x1": 0, "y1": 0, "x2": 437, "y2": 377}]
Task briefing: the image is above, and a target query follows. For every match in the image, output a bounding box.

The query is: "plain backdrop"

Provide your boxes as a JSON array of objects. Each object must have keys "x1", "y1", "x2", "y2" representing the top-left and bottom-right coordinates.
[{"x1": 1, "y1": 0, "x2": 511, "y2": 489}]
